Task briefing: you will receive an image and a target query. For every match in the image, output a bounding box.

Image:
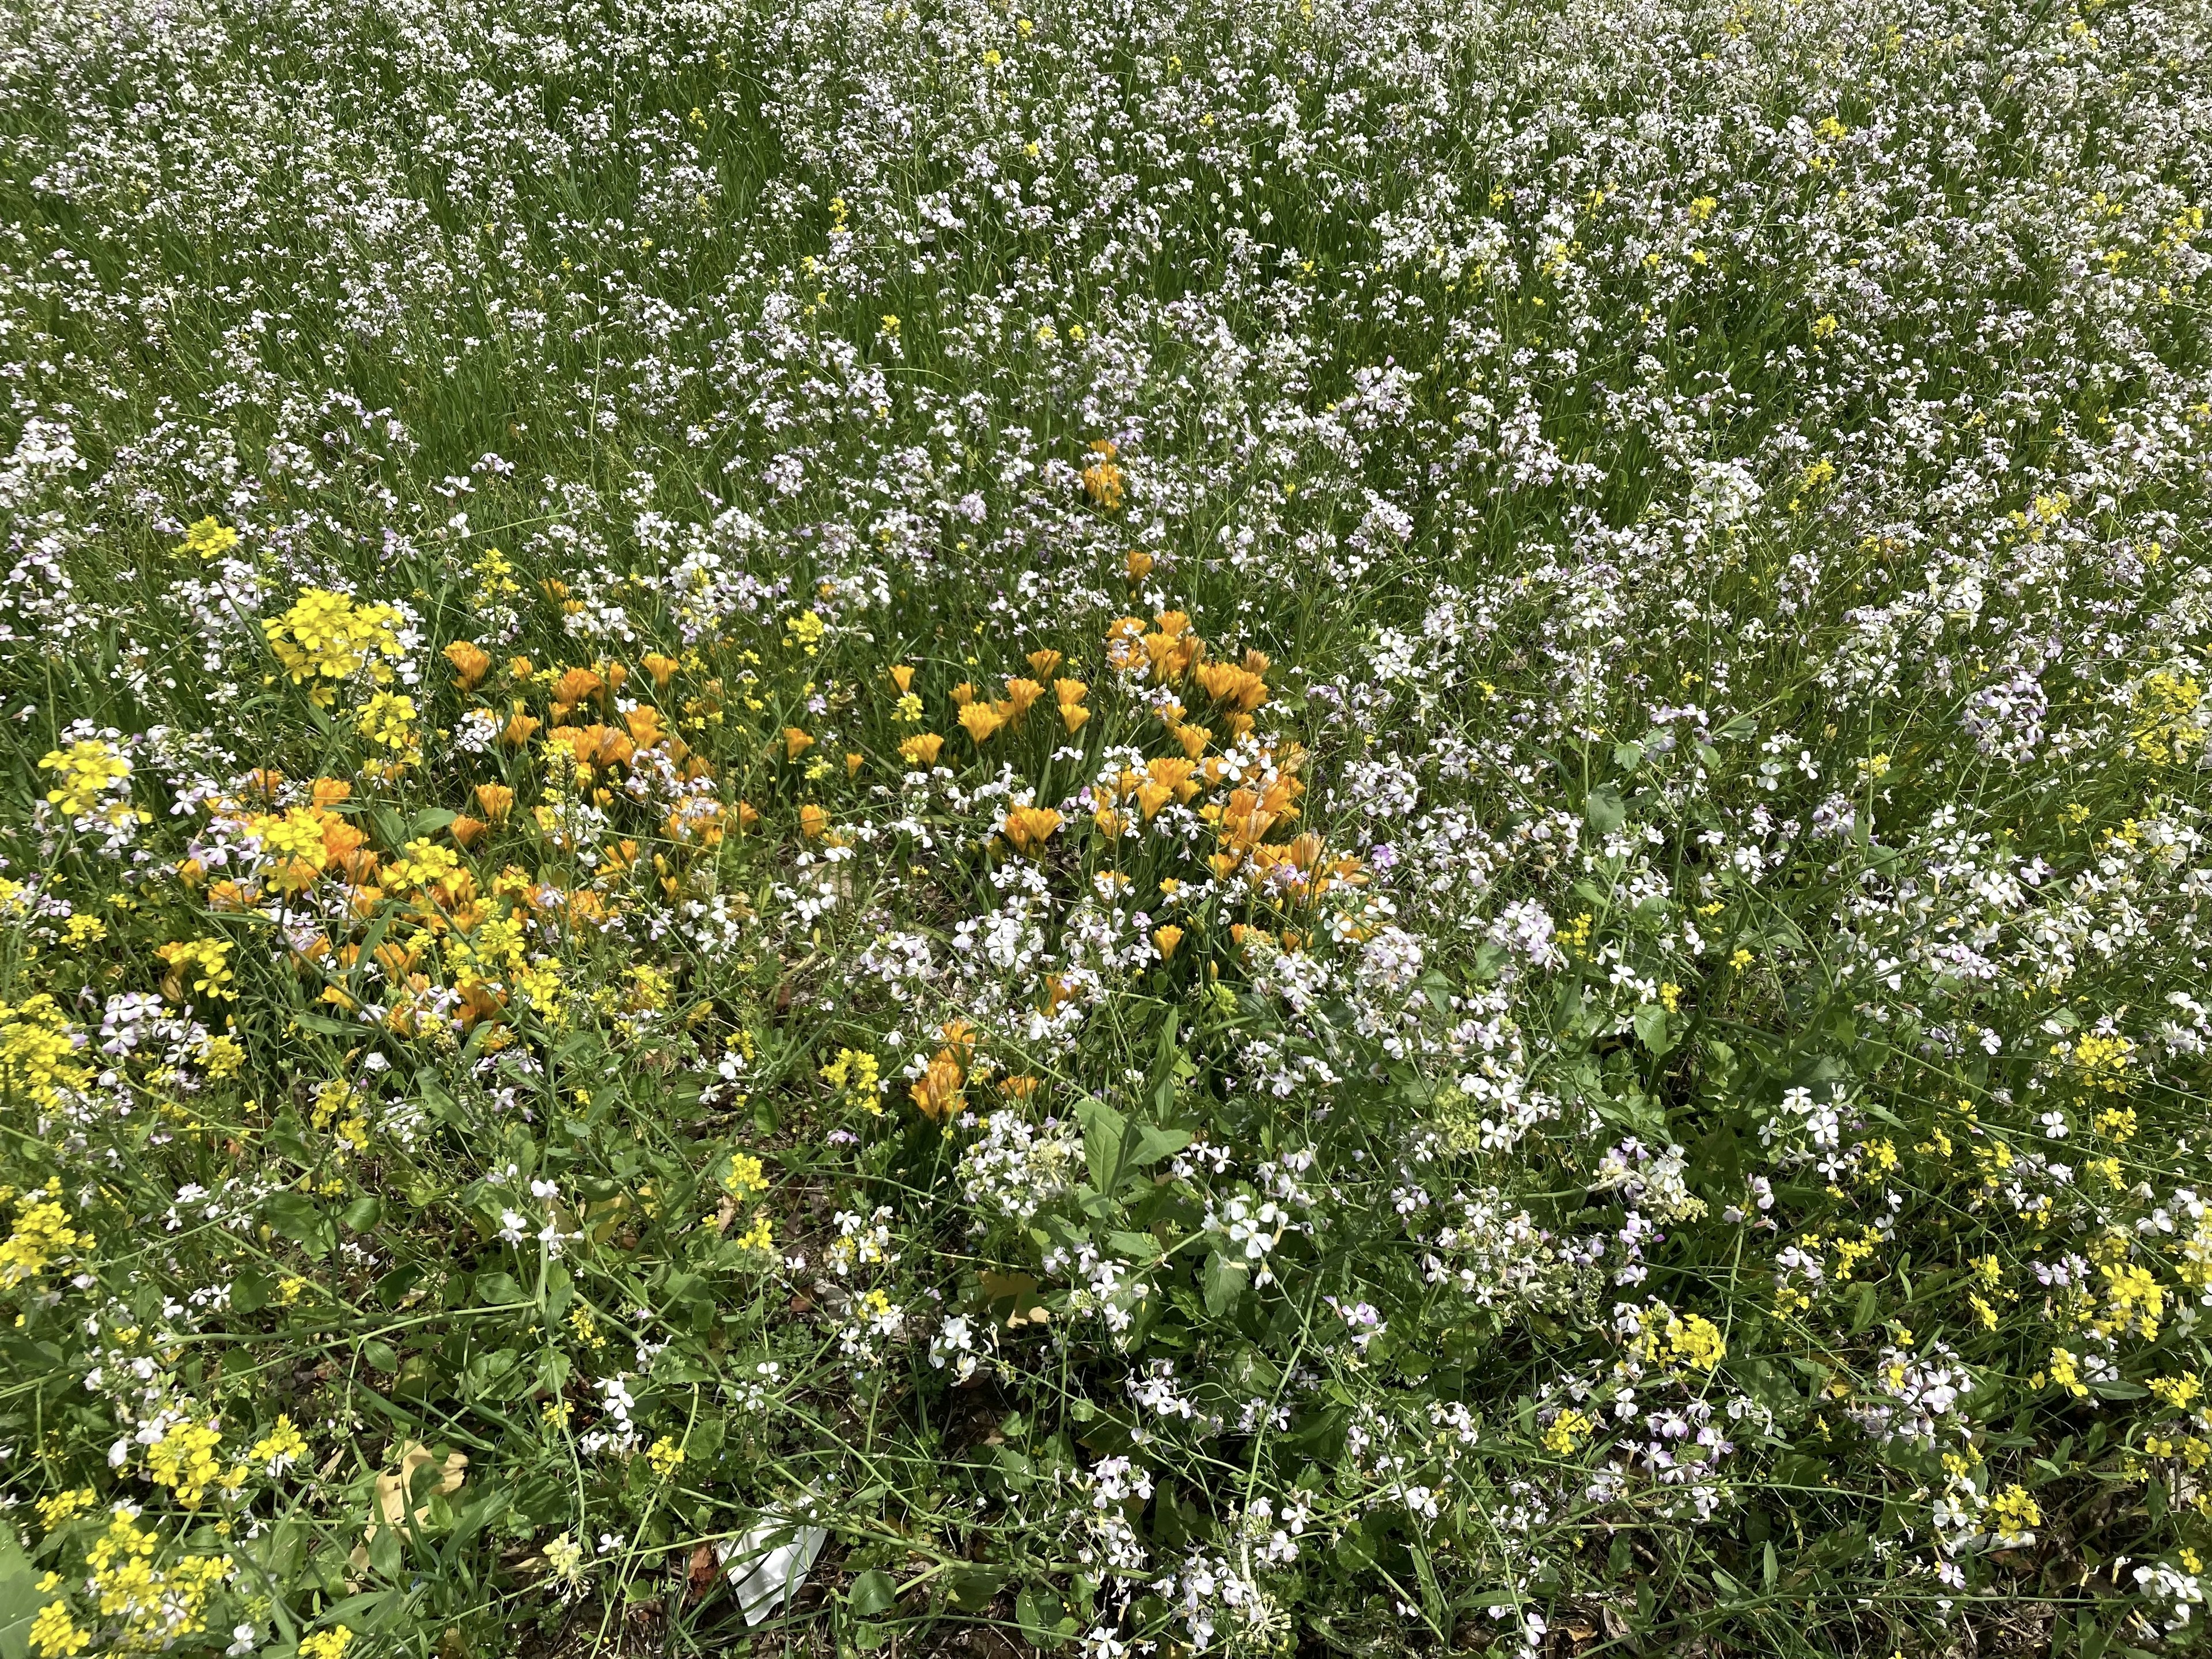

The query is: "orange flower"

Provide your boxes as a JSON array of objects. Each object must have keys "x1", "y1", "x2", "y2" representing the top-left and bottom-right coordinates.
[
  {"x1": 1027, "y1": 649, "x2": 1064, "y2": 679},
  {"x1": 554, "y1": 666, "x2": 604, "y2": 707},
  {"x1": 450, "y1": 814, "x2": 488, "y2": 849},
  {"x1": 845, "y1": 751, "x2": 865, "y2": 777},
  {"x1": 1062, "y1": 705, "x2": 1092, "y2": 734},
  {"x1": 783, "y1": 726, "x2": 815, "y2": 760},
  {"x1": 798, "y1": 804, "x2": 829, "y2": 839},
  {"x1": 1000, "y1": 1074, "x2": 1040, "y2": 1101},
  {"x1": 499, "y1": 710, "x2": 541, "y2": 748},
  {"x1": 1105, "y1": 616, "x2": 1147, "y2": 671},
  {"x1": 549, "y1": 724, "x2": 634, "y2": 769},
  {"x1": 911, "y1": 1051, "x2": 964, "y2": 1122},
  {"x1": 1153, "y1": 924, "x2": 1184, "y2": 960},
  {"x1": 1081, "y1": 439, "x2": 1124, "y2": 510},
  {"x1": 311, "y1": 777, "x2": 353, "y2": 808},
  {"x1": 1126, "y1": 548, "x2": 1154, "y2": 581},
  {"x1": 1195, "y1": 660, "x2": 1270, "y2": 713},
  {"x1": 1137, "y1": 757, "x2": 1198, "y2": 820},
  {"x1": 736, "y1": 801, "x2": 762, "y2": 832},
  {"x1": 475, "y1": 783, "x2": 515, "y2": 823},
  {"x1": 624, "y1": 705, "x2": 665, "y2": 748},
  {"x1": 1001, "y1": 804, "x2": 1063, "y2": 854},
  {"x1": 950, "y1": 681, "x2": 977, "y2": 706},
  {"x1": 1173, "y1": 723, "x2": 1211, "y2": 760},
  {"x1": 900, "y1": 732, "x2": 946, "y2": 767},
  {"x1": 642, "y1": 651, "x2": 680, "y2": 687},
  {"x1": 889, "y1": 664, "x2": 916, "y2": 694},
  {"x1": 1002, "y1": 677, "x2": 1046, "y2": 722},
  {"x1": 959, "y1": 703, "x2": 1003, "y2": 744},
  {"x1": 444, "y1": 641, "x2": 492, "y2": 690}
]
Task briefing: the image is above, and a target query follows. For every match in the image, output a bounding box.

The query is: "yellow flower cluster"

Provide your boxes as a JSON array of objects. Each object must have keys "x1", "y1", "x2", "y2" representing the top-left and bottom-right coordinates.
[
  {"x1": 0, "y1": 1187, "x2": 89, "y2": 1289},
  {"x1": 0, "y1": 999, "x2": 90, "y2": 1111},
  {"x1": 38, "y1": 738, "x2": 133, "y2": 823},
  {"x1": 1541, "y1": 1407, "x2": 1593, "y2": 1455},
  {"x1": 79, "y1": 1510, "x2": 232, "y2": 1651},
  {"x1": 263, "y1": 589, "x2": 406, "y2": 704},
  {"x1": 143, "y1": 1413, "x2": 226, "y2": 1507}
]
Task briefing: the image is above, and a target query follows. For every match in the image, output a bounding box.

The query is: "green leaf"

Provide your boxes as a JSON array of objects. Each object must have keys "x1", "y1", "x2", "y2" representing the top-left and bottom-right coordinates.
[
  {"x1": 1017, "y1": 1585, "x2": 1073, "y2": 1646},
  {"x1": 1631, "y1": 1003, "x2": 1673, "y2": 1056},
  {"x1": 1077, "y1": 1097, "x2": 1127, "y2": 1195},
  {"x1": 266, "y1": 1192, "x2": 335, "y2": 1256},
  {"x1": 947, "y1": 1567, "x2": 1004, "y2": 1611},
  {"x1": 0, "y1": 1524, "x2": 40, "y2": 1659},
  {"x1": 1202, "y1": 1249, "x2": 1247, "y2": 1317},
  {"x1": 342, "y1": 1196, "x2": 384, "y2": 1232},
  {"x1": 1130, "y1": 1124, "x2": 1190, "y2": 1168},
  {"x1": 1583, "y1": 784, "x2": 1626, "y2": 834},
  {"x1": 849, "y1": 1569, "x2": 898, "y2": 1616}
]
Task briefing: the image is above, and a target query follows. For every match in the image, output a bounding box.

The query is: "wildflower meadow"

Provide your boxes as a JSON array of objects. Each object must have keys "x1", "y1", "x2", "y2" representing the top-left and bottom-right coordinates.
[{"x1": 0, "y1": 0, "x2": 2209, "y2": 1652}]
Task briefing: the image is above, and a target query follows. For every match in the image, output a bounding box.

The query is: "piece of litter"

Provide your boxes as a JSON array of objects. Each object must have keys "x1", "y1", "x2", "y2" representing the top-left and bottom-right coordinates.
[{"x1": 716, "y1": 1510, "x2": 828, "y2": 1624}]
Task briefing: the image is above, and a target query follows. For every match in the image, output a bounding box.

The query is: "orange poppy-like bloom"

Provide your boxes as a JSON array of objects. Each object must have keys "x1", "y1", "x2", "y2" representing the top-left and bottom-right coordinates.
[
  {"x1": 783, "y1": 726, "x2": 815, "y2": 760},
  {"x1": 900, "y1": 732, "x2": 945, "y2": 767},
  {"x1": 1081, "y1": 439, "x2": 1124, "y2": 509},
  {"x1": 1001, "y1": 804, "x2": 1063, "y2": 854},
  {"x1": 444, "y1": 640, "x2": 492, "y2": 690},
  {"x1": 959, "y1": 702, "x2": 1003, "y2": 744}
]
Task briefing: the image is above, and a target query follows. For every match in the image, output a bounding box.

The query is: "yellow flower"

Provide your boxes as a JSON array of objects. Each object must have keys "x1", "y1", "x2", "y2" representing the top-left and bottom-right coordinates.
[
  {"x1": 1541, "y1": 1408, "x2": 1592, "y2": 1455},
  {"x1": 735, "y1": 1211, "x2": 775, "y2": 1252},
  {"x1": 299, "y1": 1627, "x2": 354, "y2": 1659},
  {"x1": 2047, "y1": 1346, "x2": 2088, "y2": 1397},
  {"x1": 387, "y1": 838, "x2": 461, "y2": 889},
  {"x1": 264, "y1": 590, "x2": 406, "y2": 705},
  {"x1": 821, "y1": 1049, "x2": 882, "y2": 1111},
  {"x1": 1984, "y1": 1484, "x2": 2041, "y2": 1539},
  {"x1": 725, "y1": 1153, "x2": 768, "y2": 1200},
  {"x1": 358, "y1": 691, "x2": 420, "y2": 751},
  {"x1": 35, "y1": 1488, "x2": 95, "y2": 1532},
  {"x1": 154, "y1": 938, "x2": 236, "y2": 1003},
  {"x1": 143, "y1": 1412, "x2": 225, "y2": 1507},
  {"x1": 0, "y1": 999, "x2": 92, "y2": 1110},
  {"x1": 248, "y1": 1415, "x2": 308, "y2": 1475},
  {"x1": 0, "y1": 1191, "x2": 87, "y2": 1288},
  {"x1": 39, "y1": 737, "x2": 132, "y2": 820},
  {"x1": 28, "y1": 1601, "x2": 89, "y2": 1658},
  {"x1": 175, "y1": 517, "x2": 240, "y2": 561},
  {"x1": 1665, "y1": 1312, "x2": 1726, "y2": 1371},
  {"x1": 646, "y1": 1436, "x2": 687, "y2": 1478}
]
